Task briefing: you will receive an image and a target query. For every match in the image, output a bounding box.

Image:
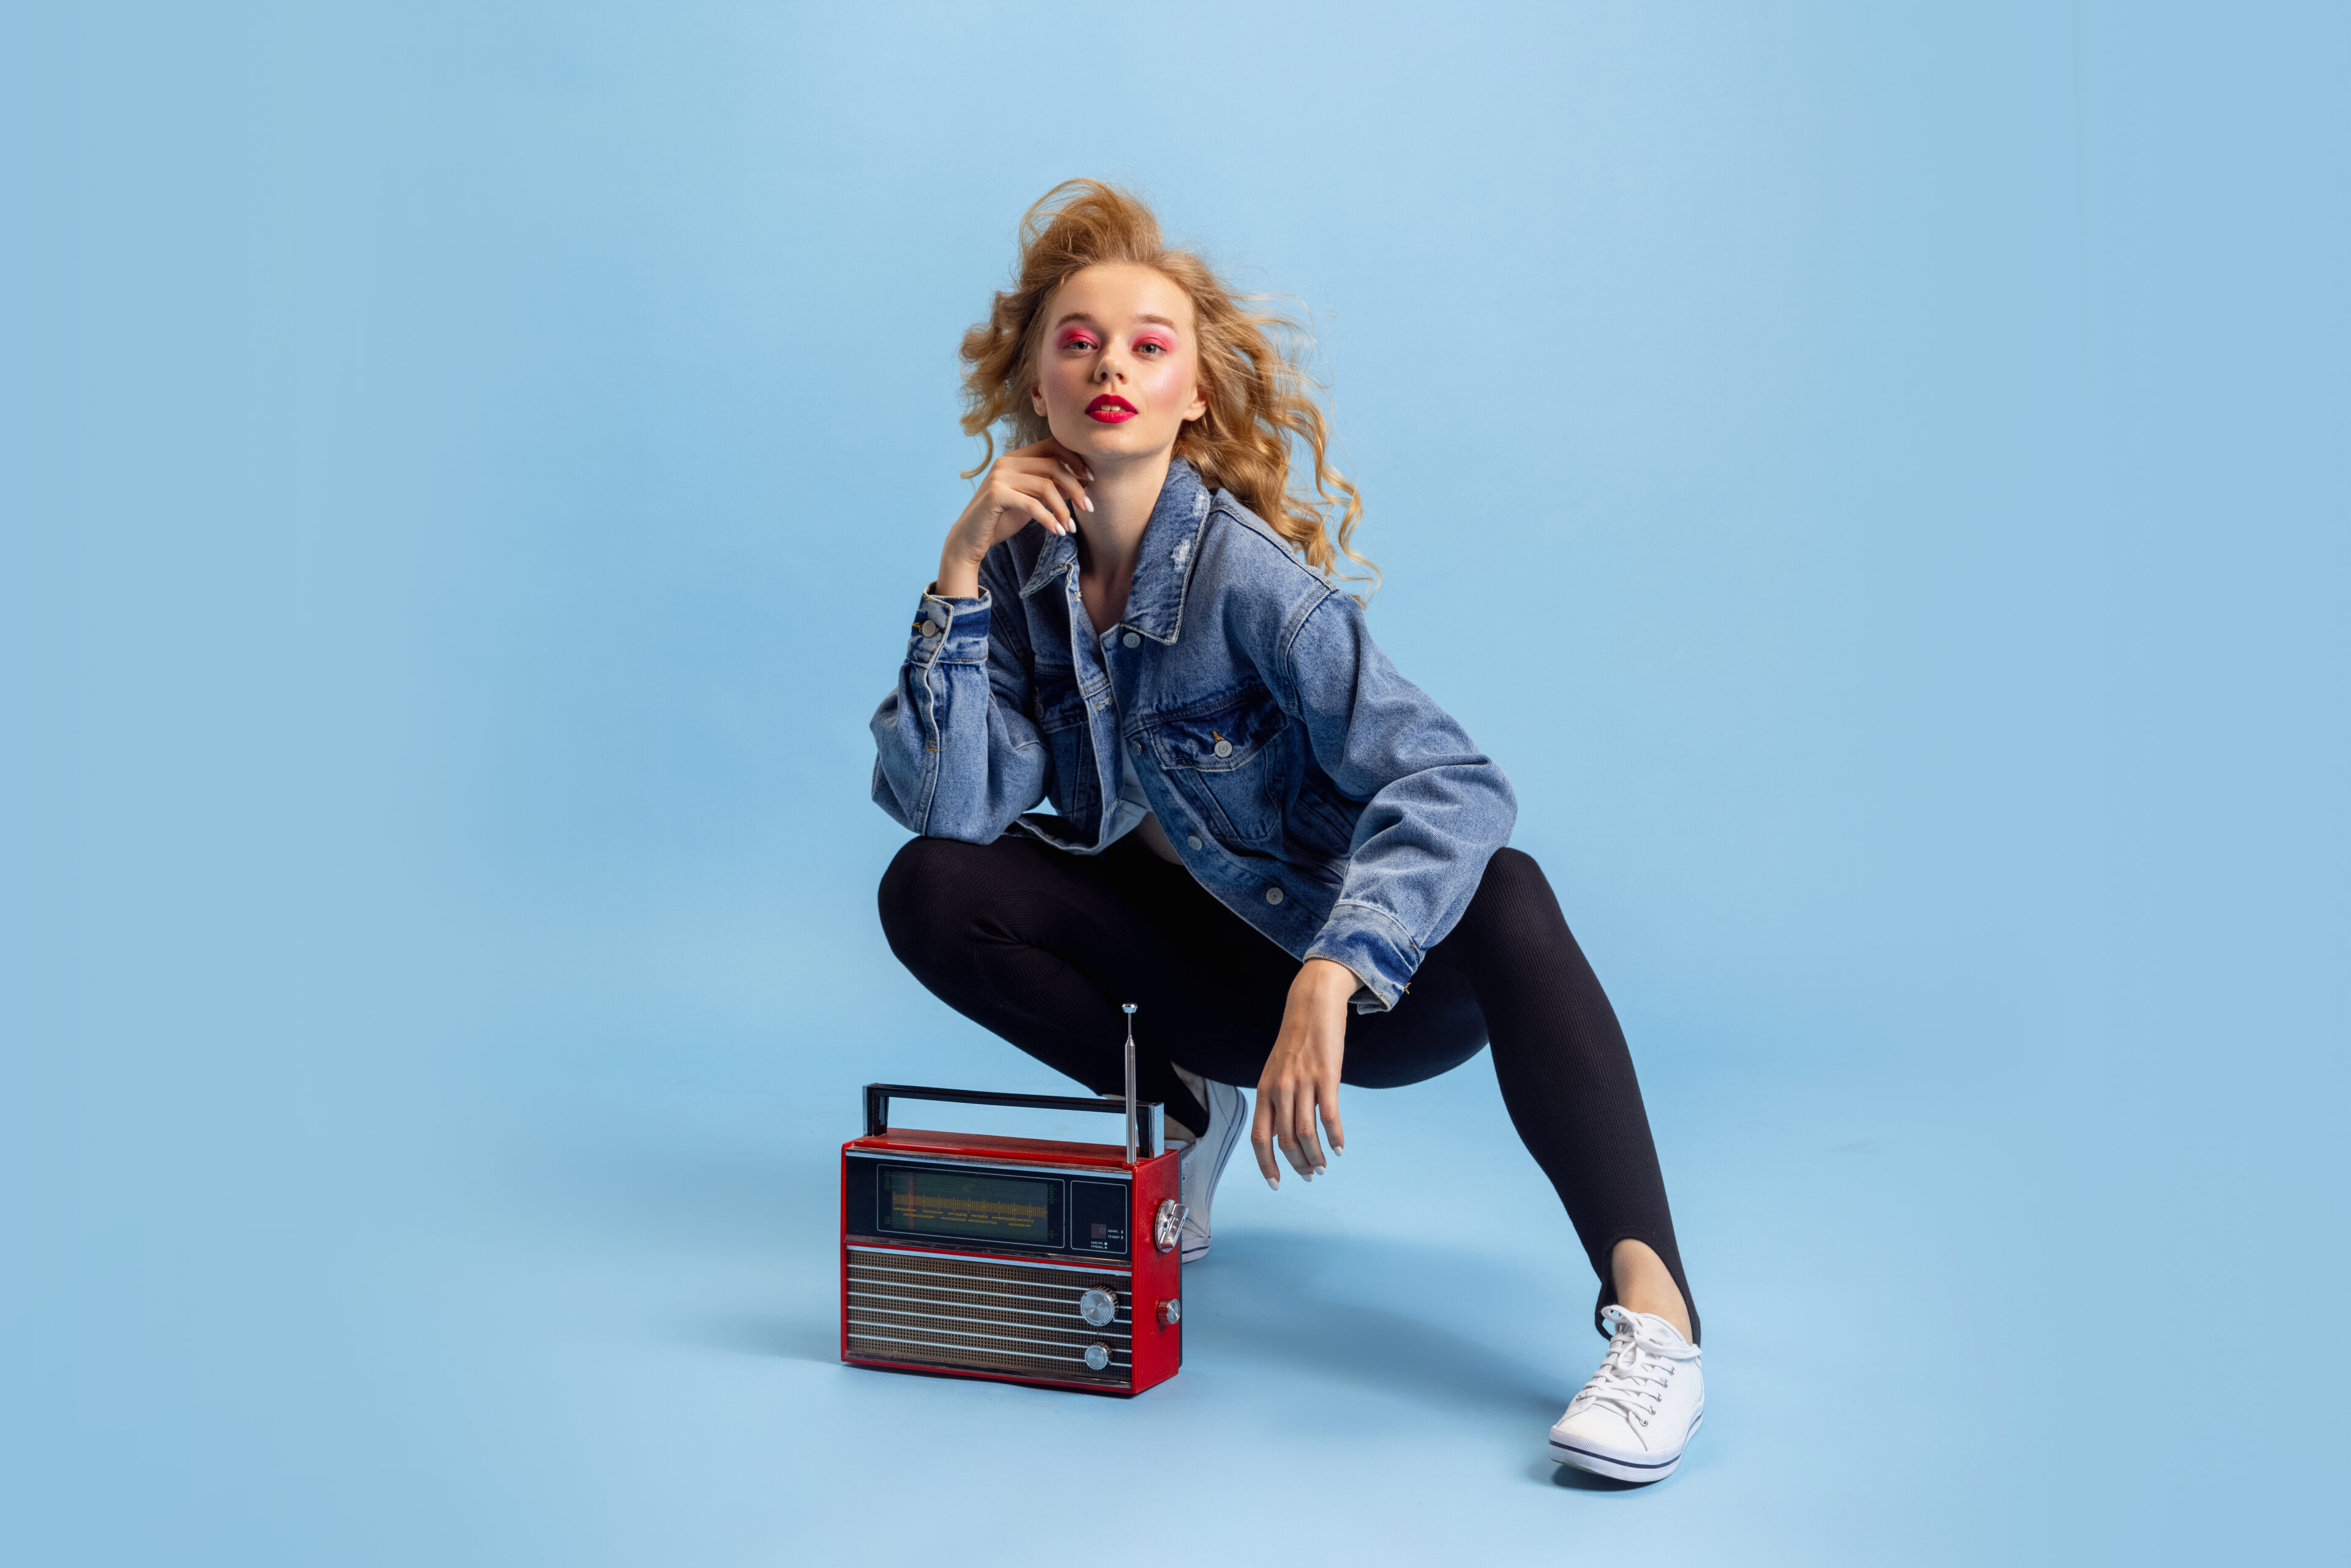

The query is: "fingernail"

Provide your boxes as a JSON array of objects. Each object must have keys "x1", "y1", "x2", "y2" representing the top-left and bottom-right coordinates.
[
  {"x1": 1081, "y1": 495, "x2": 1094, "y2": 511},
  {"x1": 1265, "y1": 1176, "x2": 1279, "y2": 1191},
  {"x1": 1332, "y1": 1145, "x2": 1344, "y2": 1157}
]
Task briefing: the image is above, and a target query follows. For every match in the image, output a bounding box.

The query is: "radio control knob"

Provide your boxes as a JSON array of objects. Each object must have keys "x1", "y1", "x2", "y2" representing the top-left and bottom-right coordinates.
[
  {"x1": 1078, "y1": 1287, "x2": 1117, "y2": 1327},
  {"x1": 1153, "y1": 1199, "x2": 1188, "y2": 1255},
  {"x1": 1159, "y1": 1297, "x2": 1182, "y2": 1327},
  {"x1": 1084, "y1": 1343, "x2": 1110, "y2": 1371}
]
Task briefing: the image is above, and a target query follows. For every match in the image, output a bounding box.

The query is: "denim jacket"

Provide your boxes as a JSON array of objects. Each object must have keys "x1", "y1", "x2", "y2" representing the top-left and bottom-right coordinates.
[{"x1": 869, "y1": 459, "x2": 1516, "y2": 1011}]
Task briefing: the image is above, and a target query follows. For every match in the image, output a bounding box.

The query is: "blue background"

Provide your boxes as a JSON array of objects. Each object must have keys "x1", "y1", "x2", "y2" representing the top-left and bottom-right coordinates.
[{"x1": 6, "y1": 2, "x2": 2345, "y2": 1562}]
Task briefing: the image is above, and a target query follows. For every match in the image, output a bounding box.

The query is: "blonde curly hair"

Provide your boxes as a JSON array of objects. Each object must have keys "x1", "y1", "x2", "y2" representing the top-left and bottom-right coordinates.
[{"x1": 958, "y1": 179, "x2": 1374, "y2": 591}]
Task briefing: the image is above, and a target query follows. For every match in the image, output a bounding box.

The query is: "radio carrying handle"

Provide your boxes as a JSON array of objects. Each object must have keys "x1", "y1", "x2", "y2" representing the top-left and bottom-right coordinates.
[{"x1": 861, "y1": 1084, "x2": 1163, "y2": 1159}]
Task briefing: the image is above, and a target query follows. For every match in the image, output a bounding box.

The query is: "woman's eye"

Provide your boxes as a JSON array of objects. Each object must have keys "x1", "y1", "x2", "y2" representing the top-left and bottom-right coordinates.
[{"x1": 1063, "y1": 336, "x2": 1098, "y2": 353}]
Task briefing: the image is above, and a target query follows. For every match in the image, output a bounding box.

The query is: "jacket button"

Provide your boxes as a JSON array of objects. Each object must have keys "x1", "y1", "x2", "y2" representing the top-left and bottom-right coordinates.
[
  {"x1": 1213, "y1": 739, "x2": 1234, "y2": 759},
  {"x1": 1264, "y1": 887, "x2": 1283, "y2": 906},
  {"x1": 1122, "y1": 632, "x2": 1141, "y2": 648},
  {"x1": 1131, "y1": 740, "x2": 1144, "y2": 756},
  {"x1": 1187, "y1": 835, "x2": 1202, "y2": 851}
]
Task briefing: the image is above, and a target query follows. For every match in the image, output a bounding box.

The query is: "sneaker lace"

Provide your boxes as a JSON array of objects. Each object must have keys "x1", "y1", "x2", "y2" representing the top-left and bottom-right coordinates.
[{"x1": 1575, "y1": 1307, "x2": 1679, "y2": 1427}]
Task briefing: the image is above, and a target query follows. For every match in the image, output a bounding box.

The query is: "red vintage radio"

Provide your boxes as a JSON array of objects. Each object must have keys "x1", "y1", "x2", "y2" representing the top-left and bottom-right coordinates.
[{"x1": 839, "y1": 1010, "x2": 1184, "y2": 1395}]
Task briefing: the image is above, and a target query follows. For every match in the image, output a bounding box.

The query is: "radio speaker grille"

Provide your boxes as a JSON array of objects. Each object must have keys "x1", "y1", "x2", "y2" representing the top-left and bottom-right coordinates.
[{"x1": 845, "y1": 1247, "x2": 1133, "y2": 1387}]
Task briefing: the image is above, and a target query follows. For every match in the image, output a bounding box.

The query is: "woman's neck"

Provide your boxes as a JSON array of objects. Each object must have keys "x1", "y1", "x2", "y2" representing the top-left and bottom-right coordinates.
[{"x1": 1074, "y1": 447, "x2": 1174, "y2": 637}]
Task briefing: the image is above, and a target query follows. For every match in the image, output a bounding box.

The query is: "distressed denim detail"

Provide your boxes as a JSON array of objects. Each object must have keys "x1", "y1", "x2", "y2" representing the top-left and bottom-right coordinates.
[{"x1": 871, "y1": 459, "x2": 1516, "y2": 1008}]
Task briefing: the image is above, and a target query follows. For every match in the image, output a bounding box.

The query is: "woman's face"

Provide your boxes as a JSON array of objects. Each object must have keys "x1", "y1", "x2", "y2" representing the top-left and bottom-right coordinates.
[{"x1": 1030, "y1": 263, "x2": 1209, "y2": 462}]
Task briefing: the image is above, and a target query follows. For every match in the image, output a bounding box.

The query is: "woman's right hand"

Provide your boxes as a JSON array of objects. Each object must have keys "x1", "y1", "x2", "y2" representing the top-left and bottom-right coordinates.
[{"x1": 934, "y1": 439, "x2": 1093, "y2": 598}]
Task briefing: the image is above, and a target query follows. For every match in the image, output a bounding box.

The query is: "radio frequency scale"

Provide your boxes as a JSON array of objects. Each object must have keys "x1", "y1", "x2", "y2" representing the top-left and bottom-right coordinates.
[{"x1": 839, "y1": 1009, "x2": 1185, "y2": 1395}]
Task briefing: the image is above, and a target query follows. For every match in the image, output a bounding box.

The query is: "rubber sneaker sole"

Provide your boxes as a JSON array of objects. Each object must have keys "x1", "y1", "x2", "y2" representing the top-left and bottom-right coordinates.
[{"x1": 1547, "y1": 1408, "x2": 1703, "y2": 1484}]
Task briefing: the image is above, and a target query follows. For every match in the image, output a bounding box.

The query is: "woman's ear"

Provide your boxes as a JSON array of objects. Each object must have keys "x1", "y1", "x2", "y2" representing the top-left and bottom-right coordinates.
[
  {"x1": 1030, "y1": 381, "x2": 1048, "y2": 418},
  {"x1": 1183, "y1": 380, "x2": 1209, "y2": 422}
]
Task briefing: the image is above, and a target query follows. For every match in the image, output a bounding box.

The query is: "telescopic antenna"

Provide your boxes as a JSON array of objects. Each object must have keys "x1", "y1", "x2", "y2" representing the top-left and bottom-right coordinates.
[{"x1": 1121, "y1": 1003, "x2": 1139, "y2": 1163}]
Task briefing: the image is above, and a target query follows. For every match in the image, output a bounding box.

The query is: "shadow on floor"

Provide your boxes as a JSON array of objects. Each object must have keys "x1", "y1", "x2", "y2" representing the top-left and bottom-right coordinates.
[
  {"x1": 673, "y1": 1226, "x2": 1574, "y2": 1430},
  {"x1": 1534, "y1": 1459, "x2": 1648, "y2": 1493},
  {"x1": 671, "y1": 1310, "x2": 838, "y2": 1365},
  {"x1": 1174, "y1": 1228, "x2": 1570, "y2": 1424}
]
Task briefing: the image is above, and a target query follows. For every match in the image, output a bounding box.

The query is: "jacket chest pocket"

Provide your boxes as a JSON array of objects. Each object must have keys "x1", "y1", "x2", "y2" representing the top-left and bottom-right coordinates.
[{"x1": 1148, "y1": 685, "x2": 1292, "y2": 846}]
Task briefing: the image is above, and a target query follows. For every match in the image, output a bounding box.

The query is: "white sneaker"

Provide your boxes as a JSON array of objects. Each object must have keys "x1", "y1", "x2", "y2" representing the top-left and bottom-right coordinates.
[
  {"x1": 1547, "y1": 1306, "x2": 1704, "y2": 1483},
  {"x1": 1168, "y1": 1066, "x2": 1245, "y2": 1264}
]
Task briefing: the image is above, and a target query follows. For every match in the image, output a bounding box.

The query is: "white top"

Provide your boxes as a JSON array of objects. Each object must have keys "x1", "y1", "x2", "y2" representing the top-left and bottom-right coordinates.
[
  {"x1": 1103, "y1": 732, "x2": 1183, "y2": 863},
  {"x1": 1103, "y1": 738, "x2": 1153, "y2": 846}
]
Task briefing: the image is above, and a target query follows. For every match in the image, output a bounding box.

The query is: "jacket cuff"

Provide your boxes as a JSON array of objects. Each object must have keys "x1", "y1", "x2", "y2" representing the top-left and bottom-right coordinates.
[
  {"x1": 1303, "y1": 899, "x2": 1422, "y2": 1014},
  {"x1": 910, "y1": 587, "x2": 990, "y2": 666}
]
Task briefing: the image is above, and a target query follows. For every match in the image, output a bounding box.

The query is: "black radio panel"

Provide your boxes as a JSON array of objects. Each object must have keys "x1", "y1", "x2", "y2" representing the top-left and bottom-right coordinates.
[
  {"x1": 1068, "y1": 1179, "x2": 1130, "y2": 1255},
  {"x1": 844, "y1": 1155, "x2": 1131, "y2": 1260}
]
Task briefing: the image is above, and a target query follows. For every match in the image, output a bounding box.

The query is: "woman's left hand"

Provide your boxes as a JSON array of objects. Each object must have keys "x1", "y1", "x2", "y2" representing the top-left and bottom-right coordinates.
[{"x1": 1251, "y1": 958, "x2": 1356, "y2": 1185}]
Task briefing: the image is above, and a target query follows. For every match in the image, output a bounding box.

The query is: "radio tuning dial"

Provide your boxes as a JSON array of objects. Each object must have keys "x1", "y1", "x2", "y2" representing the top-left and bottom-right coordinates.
[
  {"x1": 1084, "y1": 1343, "x2": 1110, "y2": 1371},
  {"x1": 1153, "y1": 1199, "x2": 1188, "y2": 1255},
  {"x1": 1159, "y1": 1297, "x2": 1182, "y2": 1327},
  {"x1": 1078, "y1": 1287, "x2": 1117, "y2": 1327}
]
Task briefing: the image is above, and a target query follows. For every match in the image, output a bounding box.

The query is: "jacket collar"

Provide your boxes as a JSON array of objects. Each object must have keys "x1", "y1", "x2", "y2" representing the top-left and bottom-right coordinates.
[{"x1": 1017, "y1": 458, "x2": 1213, "y2": 645}]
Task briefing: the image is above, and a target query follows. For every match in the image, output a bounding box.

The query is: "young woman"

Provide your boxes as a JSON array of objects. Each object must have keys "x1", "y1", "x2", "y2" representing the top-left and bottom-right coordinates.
[{"x1": 871, "y1": 181, "x2": 1703, "y2": 1482}]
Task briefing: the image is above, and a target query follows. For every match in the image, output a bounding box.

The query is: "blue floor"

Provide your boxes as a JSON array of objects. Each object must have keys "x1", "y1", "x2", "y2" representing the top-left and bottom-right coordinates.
[
  {"x1": 12, "y1": 857, "x2": 2342, "y2": 1564},
  {"x1": 487, "y1": 1027, "x2": 2022, "y2": 1566},
  {"x1": 44, "y1": 904, "x2": 2299, "y2": 1567}
]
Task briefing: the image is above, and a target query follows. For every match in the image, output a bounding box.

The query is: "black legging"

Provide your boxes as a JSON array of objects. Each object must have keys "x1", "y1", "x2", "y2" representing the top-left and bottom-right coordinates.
[{"x1": 878, "y1": 834, "x2": 1697, "y2": 1343}]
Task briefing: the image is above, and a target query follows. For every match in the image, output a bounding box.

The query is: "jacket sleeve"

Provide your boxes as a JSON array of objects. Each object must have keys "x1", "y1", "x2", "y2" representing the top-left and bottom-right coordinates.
[
  {"x1": 1274, "y1": 588, "x2": 1518, "y2": 1011},
  {"x1": 868, "y1": 552, "x2": 1051, "y2": 841}
]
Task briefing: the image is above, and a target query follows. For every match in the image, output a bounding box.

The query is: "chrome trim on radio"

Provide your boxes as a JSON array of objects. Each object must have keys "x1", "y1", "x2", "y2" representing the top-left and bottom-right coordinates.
[
  {"x1": 851, "y1": 1304, "x2": 1131, "y2": 1341},
  {"x1": 848, "y1": 1288, "x2": 1128, "y2": 1322},
  {"x1": 845, "y1": 1150, "x2": 1133, "y2": 1181},
  {"x1": 846, "y1": 1278, "x2": 1119, "y2": 1316},
  {"x1": 846, "y1": 1331, "x2": 1131, "y2": 1368},
  {"x1": 846, "y1": 1316, "x2": 1129, "y2": 1354},
  {"x1": 847, "y1": 1263, "x2": 1126, "y2": 1302},
  {"x1": 846, "y1": 1243, "x2": 1131, "y2": 1277}
]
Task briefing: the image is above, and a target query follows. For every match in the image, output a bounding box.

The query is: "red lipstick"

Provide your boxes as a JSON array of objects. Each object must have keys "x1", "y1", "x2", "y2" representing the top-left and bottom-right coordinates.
[{"x1": 1086, "y1": 395, "x2": 1138, "y2": 424}]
